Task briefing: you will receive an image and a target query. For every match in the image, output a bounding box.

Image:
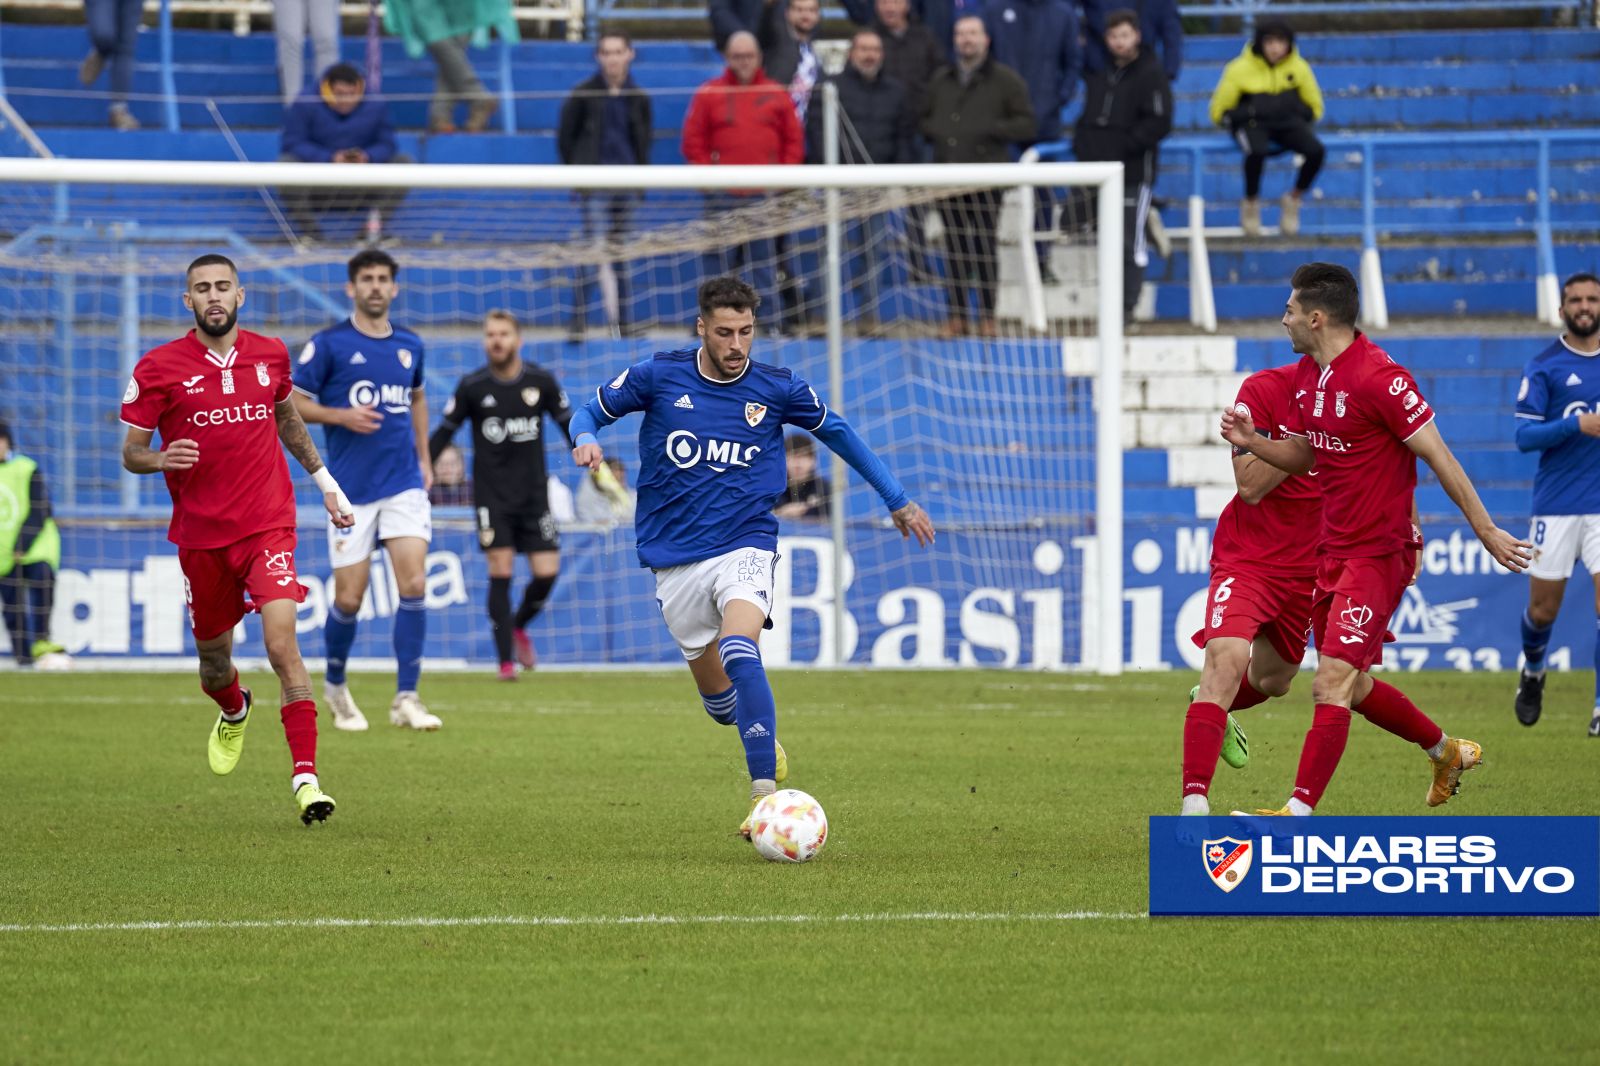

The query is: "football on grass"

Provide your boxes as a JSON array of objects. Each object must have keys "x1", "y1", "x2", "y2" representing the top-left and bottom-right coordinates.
[{"x1": 750, "y1": 789, "x2": 828, "y2": 863}]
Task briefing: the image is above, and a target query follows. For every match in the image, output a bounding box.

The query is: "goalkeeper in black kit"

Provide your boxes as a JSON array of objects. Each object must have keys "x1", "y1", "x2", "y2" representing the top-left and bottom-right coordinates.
[{"x1": 429, "y1": 310, "x2": 621, "y2": 677}]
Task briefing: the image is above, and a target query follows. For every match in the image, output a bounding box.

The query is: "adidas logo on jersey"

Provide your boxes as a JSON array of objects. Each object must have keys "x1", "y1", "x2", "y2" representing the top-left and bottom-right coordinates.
[
  {"x1": 674, "y1": 394, "x2": 695, "y2": 410},
  {"x1": 742, "y1": 722, "x2": 770, "y2": 739},
  {"x1": 350, "y1": 352, "x2": 367, "y2": 365},
  {"x1": 1568, "y1": 372, "x2": 1583, "y2": 386},
  {"x1": 481, "y1": 395, "x2": 497, "y2": 407}
]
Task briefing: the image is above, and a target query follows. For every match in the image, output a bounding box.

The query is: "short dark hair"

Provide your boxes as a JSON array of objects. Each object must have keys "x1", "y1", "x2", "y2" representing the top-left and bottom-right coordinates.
[
  {"x1": 0, "y1": 421, "x2": 11, "y2": 447},
  {"x1": 348, "y1": 248, "x2": 399, "y2": 282},
  {"x1": 851, "y1": 27, "x2": 883, "y2": 48},
  {"x1": 596, "y1": 29, "x2": 632, "y2": 50},
  {"x1": 324, "y1": 62, "x2": 363, "y2": 87},
  {"x1": 1561, "y1": 272, "x2": 1600, "y2": 298},
  {"x1": 785, "y1": 434, "x2": 816, "y2": 457},
  {"x1": 698, "y1": 275, "x2": 760, "y2": 318},
  {"x1": 1104, "y1": 8, "x2": 1140, "y2": 32},
  {"x1": 953, "y1": 12, "x2": 985, "y2": 32},
  {"x1": 186, "y1": 253, "x2": 237, "y2": 280},
  {"x1": 1290, "y1": 261, "x2": 1359, "y2": 327}
]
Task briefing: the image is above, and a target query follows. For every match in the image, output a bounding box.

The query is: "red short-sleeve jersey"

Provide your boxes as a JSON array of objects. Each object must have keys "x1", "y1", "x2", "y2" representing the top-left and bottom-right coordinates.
[
  {"x1": 120, "y1": 328, "x2": 297, "y2": 549},
  {"x1": 1211, "y1": 363, "x2": 1323, "y2": 576},
  {"x1": 1283, "y1": 334, "x2": 1433, "y2": 558}
]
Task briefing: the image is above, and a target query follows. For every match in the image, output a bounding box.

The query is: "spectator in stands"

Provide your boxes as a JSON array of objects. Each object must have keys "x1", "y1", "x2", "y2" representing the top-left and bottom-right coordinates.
[
  {"x1": 383, "y1": 0, "x2": 508, "y2": 133},
  {"x1": 982, "y1": 0, "x2": 1079, "y2": 285},
  {"x1": 1082, "y1": 0, "x2": 1181, "y2": 82},
  {"x1": 681, "y1": 32, "x2": 809, "y2": 335},
  {"x1": 430, "y1": 444, "x2": 472, "y2": 506},
  {"x1": 0, "y1": 422, "x2": 64, "y2": 668},
  {"x1": 273, "y1": 0, "x2": 341, "y2": 105},
  {"x1": 760, "y1": 0, "x2": 824, "y2": 123},
  {"x1": 849, "y1": 0, "x2": 969, "y2": 61},
  {"x1": 559, "y1": 31, "x2": 653, "y2": 341},
  {"x1": 576, "y1": 459, "x2": 637, "y2": 526},
  {"x1": 79, "y1": 0, "x2": 143, "y2": 130},
  {"x1": 1074, "y1": 9, "x2": 1172, "y2": 317},
  {"x1": 805, "y1": 29, "x2": 912, "y2": 329},
  {"x1": 775, "y1": 435, "x2": 831, "y2": 519},
  {"x1": 1209, "y1": 19, "x2": 1325, "y2": 238},
  {"x1": 279, "y1": 63, "x2": 412, "y2": 244},
  {"x1": 921, "y1": 14, "x2": 1035, "y2": 337},
  {"x1": 873, "y1": 0, "x2": 943, "y2": 122}
]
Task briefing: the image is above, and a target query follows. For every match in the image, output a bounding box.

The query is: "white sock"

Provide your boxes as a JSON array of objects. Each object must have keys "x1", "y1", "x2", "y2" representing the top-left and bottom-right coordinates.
[
  {"x1": 750, "y1": 778, "x2": 776, "y2": 801},
  {"x1": 220, "y1": 702, "x2": 248, "y2": 723},
  {"x1": 1287, "y1": 798, "x2": 1314, "y2": 816},
  {"x1": 1591, "y1": 707, "x2": 1600, "y2": 720},
  {"x1": 1425, "y1": 736, "x2": 1449, "y2": 760},
  {"x1": 291, "y1": 772, "x2": 319, "y2": 794},
  {"x1": 1525, "y1": 667, "x2": 1545, "y2": 680},
  {"x1": 1181, "y1": 794, "x2": 1210, "y2": 816}
]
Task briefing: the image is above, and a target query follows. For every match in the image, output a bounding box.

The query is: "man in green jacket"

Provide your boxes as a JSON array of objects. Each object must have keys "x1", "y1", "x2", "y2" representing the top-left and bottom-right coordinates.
[
  {"x1": 1208, "y1": 20, "x2": 1325, "y2": 238},
  {"x1": 921, "y1": 14, "x2": 1036, "y2": 337},
  {"x1": 0, "y1": 423, "x2": 65, "y2": 667}
]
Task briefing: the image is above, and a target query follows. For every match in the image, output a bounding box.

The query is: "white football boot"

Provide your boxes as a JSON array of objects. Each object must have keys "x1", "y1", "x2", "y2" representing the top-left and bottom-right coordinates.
[
  {"x1": 325, "y1": 681, "x2": 369, "y2": 732},
  {"x1": 390, "y1": 691, "x2": 442, "y2": 731}
]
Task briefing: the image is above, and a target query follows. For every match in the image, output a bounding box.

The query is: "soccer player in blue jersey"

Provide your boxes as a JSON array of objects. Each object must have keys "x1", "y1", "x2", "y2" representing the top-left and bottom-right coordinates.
[
  {"x1": 1514, "y1": 271, "x2": 1600, "y2": 735},
  {"x1": 291, "y1": 250, "x2": 442, "y2": 732},
  {"x1": 569, "y1": 276, "x2": 935, "y2": 836}
]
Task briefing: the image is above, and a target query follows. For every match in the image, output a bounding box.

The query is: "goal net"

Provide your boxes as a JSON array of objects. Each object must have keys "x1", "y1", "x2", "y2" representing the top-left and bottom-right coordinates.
[{"x1": 0, "y1": 153, "x2": 1124, "y2": 673}]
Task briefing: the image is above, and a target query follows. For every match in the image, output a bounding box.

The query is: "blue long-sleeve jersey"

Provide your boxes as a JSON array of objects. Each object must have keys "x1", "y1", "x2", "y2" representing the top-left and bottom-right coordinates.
[{"x1": 570, "y1": 346, "x2": 908, "y2": 569}]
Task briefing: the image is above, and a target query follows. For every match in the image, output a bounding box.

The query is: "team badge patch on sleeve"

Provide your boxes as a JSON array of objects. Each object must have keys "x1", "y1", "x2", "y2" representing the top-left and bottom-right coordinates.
[
  {"x1": 745, "y1": 403, "x2": 768, "y2": 427},
  {"x1": 123, "y1": 377, "x2": 139, "y2": 403}
]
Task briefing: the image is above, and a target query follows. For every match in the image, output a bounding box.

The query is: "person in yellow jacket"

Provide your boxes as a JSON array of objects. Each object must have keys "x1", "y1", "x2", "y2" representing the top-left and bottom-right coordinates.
[
  {"x1": 1208, "y1": 20, "x2": 1325, "y2": 237},
  {"x1": 0, "y1": 422, "x2": 65, "y2": 666}
]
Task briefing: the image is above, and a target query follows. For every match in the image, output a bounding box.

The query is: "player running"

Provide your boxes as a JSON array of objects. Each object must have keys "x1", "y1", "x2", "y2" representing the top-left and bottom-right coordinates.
[
  {"x1": 1180, "y1": 361, "x2": 1320, "y2": 815},
  {"x1": 291, "y1": 250, "x2": 439, "y2": 732},
  {"x1": 1220, "y1": 262, "x2": 1530, "y2": 814},
  {"x1": 1512, "y1": 272, "x2": 1600, "y2": 735},
  {"x1": 429, "y1": 310, "x2": 575, "y2": 679},
  {"x1": 119, "y1": 254, "x2": 355, "y2": 825},
  {"x1": 568, "y1": 276, "x2": 935, "y2": 837}
]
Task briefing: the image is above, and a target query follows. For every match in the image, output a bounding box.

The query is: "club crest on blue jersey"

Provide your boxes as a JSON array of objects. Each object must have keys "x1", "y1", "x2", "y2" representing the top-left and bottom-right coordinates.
[
  {"x1": 1203, "y1": 837, "x2": 1253, "y2": 892},
  {"x1": 398, "y1": 348, "x2": 413, "y2": 370},
  {"x1": 745, "y1": 403, "x2": 768, "y2": 427}
]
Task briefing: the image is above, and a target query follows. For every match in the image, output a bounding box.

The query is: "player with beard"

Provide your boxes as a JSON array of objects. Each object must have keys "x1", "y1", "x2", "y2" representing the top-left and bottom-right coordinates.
[
  {"x1": 119, "y1": 254, "x2": 355, "y2": 825},
  {"x1": 1221, "y1": 262, "x2": 1529, "y2": 814},
  {"x1": 1512, "y1": 272, "x2": 1600, "y2": 734},
  {"x1": 429, "y1": 311, "x2": 575, "y2": 677}
]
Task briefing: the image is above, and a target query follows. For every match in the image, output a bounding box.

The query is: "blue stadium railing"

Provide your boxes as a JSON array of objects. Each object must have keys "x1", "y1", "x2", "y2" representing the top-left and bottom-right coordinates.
[
  {"x1": 586, "y1": 0, "x2": 1588, "y2": 36},
  {"x1": 1026, "y1": 128, "x2": 1599, "y2": 331}
]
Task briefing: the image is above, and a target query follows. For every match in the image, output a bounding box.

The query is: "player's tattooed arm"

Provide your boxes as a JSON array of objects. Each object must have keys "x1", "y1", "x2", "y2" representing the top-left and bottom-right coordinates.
[
  {"x1": 122, "y1": 426, "x2": 198, "y2": 474},
  {"x1": 275, "y1": 398, "x2": 325, "y2": 474}
]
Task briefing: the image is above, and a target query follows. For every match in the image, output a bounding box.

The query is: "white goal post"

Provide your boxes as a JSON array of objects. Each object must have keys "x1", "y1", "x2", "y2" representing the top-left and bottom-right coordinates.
[{"x1": 0, "y1": 154, "x2": 1125, "y2": 673}]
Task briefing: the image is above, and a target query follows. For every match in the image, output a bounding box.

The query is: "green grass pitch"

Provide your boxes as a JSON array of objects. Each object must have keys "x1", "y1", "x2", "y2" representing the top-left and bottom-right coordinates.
[{"x1": 4, "y1": 669, "x2": 1597, "y2": 1063}]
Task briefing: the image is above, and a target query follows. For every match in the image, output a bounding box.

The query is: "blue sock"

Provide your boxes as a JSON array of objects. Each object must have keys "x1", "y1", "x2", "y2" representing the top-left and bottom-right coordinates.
[
  {"x1": 701, "y1": 686, "x2": 737, "y2": 726},
  {"x1": 395, "y1": 595, "x2": 426, "y2": 693},
  {"x1": 1522, "y1": 610, "x2": 1553, "y2": 674},
  {"x1": 1592, "y1": 620, "x2": 1600, "y2": 709},
  {"x1": 718, "y1": 635, "x2": 776, "y2": 780},
  {"x1": 324, "y1": 603, "x2": 358, "y2": 686}
]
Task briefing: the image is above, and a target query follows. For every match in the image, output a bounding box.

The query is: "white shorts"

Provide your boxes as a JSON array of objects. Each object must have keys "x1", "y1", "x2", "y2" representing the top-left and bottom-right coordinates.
[
  {"x1": 329, "y1": 487, "x2": 433, "y2": 569},
  {"x1": 653, "y1": 547, "x2": 777, "y2": 660},
  {"x1": 1527, "y1": 513, "x2": 1600, "y2": 581}
]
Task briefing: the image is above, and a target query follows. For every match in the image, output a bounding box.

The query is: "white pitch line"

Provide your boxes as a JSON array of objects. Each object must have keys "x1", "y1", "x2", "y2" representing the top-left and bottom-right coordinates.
[{"x1": 0, "y1": 911, "x2": 1145, "y2": 934}]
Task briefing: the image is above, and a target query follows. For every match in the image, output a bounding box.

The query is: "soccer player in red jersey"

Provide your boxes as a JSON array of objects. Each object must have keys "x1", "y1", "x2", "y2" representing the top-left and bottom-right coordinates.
[
  {"x1": 119, "y1": 254, "x2": 356, "y2": 825},
  {"x1": 1221, "y1": 263, "x2": 1531, "y2": 814},
  {"x1": 1180, "y1": 361, "x2": 1321, "y2": 816}
]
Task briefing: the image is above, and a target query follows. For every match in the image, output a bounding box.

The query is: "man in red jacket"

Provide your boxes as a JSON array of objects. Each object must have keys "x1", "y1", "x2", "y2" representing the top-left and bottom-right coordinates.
[{"x1": 681, "y1": 32, "x2": 810, "y2": 335}]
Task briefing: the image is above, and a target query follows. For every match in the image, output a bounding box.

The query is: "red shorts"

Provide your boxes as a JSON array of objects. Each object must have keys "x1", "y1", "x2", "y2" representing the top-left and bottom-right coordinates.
[
  {"x1": 1190, "y1": 566, "x2": 1314, "y2": 666},
  {"x1": 1309, "y1": 553, "x2": 1409, "y2": 672},
  {"x1": 177, "y1": 527, "x2": 307, "y2": 641}
]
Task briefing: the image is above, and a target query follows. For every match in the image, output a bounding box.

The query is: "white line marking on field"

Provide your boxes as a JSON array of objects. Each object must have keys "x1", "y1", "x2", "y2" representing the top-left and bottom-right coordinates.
[{"x1": 0, "y1": 911, "x2": 1145, "y2": 934}]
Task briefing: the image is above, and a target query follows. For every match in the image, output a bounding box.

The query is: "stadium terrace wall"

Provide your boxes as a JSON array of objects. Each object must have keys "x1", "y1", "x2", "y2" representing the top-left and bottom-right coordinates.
[{"x1": 12, "y1": 519, "x2": 1586, "y2": 673}]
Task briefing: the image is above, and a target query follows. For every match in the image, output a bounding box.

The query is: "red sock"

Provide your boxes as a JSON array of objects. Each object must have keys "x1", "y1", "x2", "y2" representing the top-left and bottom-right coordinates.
[
  {"x1": 1182, "y1": 702, "x2": 1228, "y2": 798},
  {"x1": 1230, "y1": 674, "x2": 1270, "y2": 711},
  {"x1": 1291, "y1": 703, "x2": 1352, "y2": 809},
  {"x1": 203, "y1": 671, "x2": 244, "y2": 716},
  {"x1": 280, "y1": 699, "x2": 318, "y2": 780},
  {"x1": 1355, "y1": 679, "x2": 1445, "y2": 749}
]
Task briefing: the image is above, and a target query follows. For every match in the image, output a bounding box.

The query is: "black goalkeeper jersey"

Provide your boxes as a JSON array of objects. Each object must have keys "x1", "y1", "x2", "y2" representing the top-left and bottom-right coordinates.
[{"x1": 429, "y1": 362, "x2": 574, "y2": 514}]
